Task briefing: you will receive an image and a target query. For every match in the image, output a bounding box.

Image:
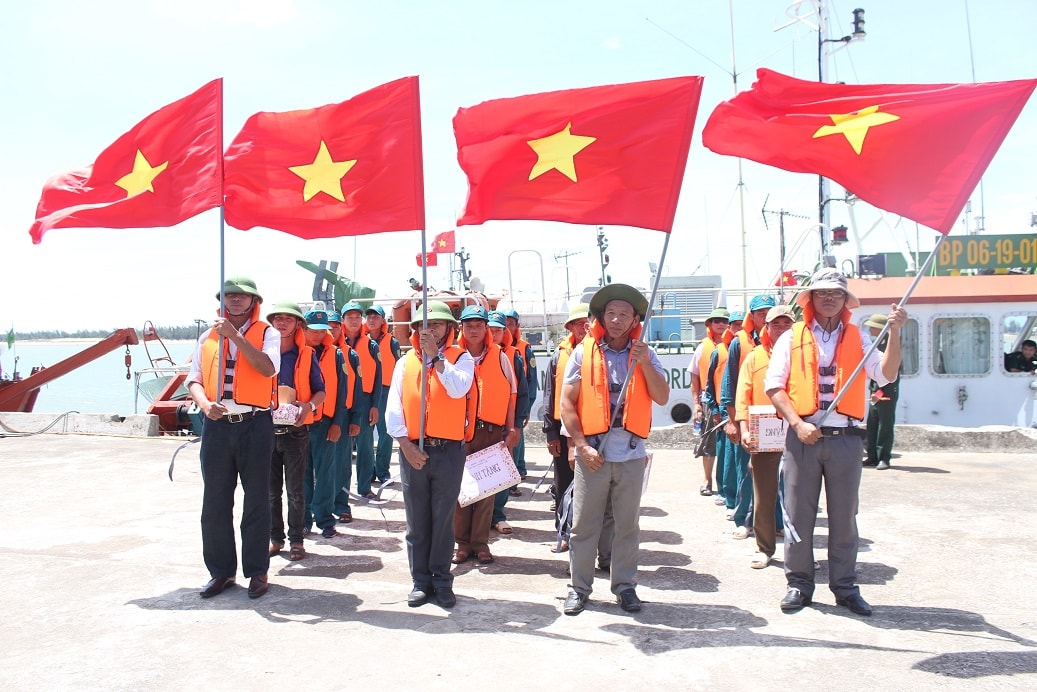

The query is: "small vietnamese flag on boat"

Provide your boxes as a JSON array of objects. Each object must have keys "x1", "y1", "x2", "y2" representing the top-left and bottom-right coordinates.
[
  {"x1": 416, "y1": 251, "x2": 438, "y2": 267},
  {"x1": 430, "y1": 230, "x2": 455, "y2": 253}
]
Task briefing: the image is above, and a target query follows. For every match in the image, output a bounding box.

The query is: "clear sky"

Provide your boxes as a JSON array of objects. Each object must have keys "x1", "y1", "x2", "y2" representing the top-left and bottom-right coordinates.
[{"x1": 1, "y1": 0, "x2": 1035, "y2": 333}]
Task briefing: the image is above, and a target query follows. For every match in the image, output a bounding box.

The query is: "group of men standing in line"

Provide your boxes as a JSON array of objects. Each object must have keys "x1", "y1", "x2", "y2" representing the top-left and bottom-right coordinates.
[
  {"x1": 185, "y1": 268, "x2": 905, "y2": 618},
  {"x1": 688, "y1": 269, "x2": 905, "y2": 615}
]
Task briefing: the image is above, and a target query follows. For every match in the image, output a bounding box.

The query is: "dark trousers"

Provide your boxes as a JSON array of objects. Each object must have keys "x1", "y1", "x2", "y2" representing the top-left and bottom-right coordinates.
[
  {"x1": 866, "y1": 394, "x2": 898, "y2": 463},
  {"x1": 269, "y1": 426, "x2": 309, "y2": 544},
  {"x1": 399, "y1": 440, "x2": 465, "y2": 590},
  {"x1": 373, "y1": 389, "x2": 393, "y2": 481},
  {"x1": 552, "y1": 436, "x2": 573, "y2": 530},
  {"x1": 200, "y1": 413, "x2": 273, "y2": 579}
]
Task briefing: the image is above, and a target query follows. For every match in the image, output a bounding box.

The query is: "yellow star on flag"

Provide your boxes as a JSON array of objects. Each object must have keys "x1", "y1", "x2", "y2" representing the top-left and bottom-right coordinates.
[
  {"x1": 527, "y1": 122, "x2": 596, "y2": 182},
  {"x1": 437, "y1": 239, "x2": 447, "y2": 248},
  {"x1": 812, "y1": 105, "x2": 900, "y2": 155},
  {"x1": 289, "y1": 140, "x2": 357, "y2": 202},
  {"x1": 115, "y1": 150, "x2": 169, "y2": 197}
]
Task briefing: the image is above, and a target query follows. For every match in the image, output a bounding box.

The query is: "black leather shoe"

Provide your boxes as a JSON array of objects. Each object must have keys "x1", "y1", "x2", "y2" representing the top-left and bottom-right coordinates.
[
  {"x1": 780, "y1": 587, "x2": 812, "y2": 612},
  {"x1": 435, "y1": 586, "x2": 457, "y2": 608},
  {"x1": 407, "y1": 587, "x2": 432, "y2": 607},
  {"x1": 247, "y1": 575, "x2": 268, "y2": 599},
  {"x1": 200, "y1": 576, "x2": 235, "y2": 599},
  {"x1": 563, "y1": 590, "x2": 588, "y2": 615},
  {"x1": 617, "y1": 588, "x2": 642, "y2": 612},
  {"x1": 836, "y1": 593, "x2": 873, "y2": 616}
]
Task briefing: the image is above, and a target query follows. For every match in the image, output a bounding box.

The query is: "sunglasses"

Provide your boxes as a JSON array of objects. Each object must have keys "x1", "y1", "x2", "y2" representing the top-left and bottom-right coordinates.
[{"x1": 813, "y1": 289, "x2": 847, "y2": 299}]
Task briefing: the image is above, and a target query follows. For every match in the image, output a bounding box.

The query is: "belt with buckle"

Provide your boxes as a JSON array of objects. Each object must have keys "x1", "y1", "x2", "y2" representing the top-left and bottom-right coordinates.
[
  {"x1": 220, "y1": 409, "x2": 270, "y2": 424},
  {"x1": 410, "y1": 437, "x2": 458, "y2": 447},
  {"x1": 819, "y1": 426, "x2": 866, "y2": 438},
  {"x1": 475, "y1": 420, "x2": 501, "y2": 433},
  {"x1": 274, "y1": 425, "x2": 292, "y2": 435}
]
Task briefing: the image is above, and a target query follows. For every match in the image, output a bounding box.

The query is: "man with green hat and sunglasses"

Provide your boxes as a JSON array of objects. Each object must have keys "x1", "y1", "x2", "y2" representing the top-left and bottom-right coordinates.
[
  {"x1": 385, "y1": 301, "x2": 475, "y2": 608},
  {"x1": 559, "y1": 284, "x2": 669, "y2": 616},
  {"x1": 187, "y1": 276, "x2": 280, "y2": 600}
]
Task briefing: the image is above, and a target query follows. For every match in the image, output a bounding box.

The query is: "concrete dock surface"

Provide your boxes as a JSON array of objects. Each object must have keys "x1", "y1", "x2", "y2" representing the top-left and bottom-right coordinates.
[{"x1": 1, "y1": 434, "x2": 1035, "y2": 690}]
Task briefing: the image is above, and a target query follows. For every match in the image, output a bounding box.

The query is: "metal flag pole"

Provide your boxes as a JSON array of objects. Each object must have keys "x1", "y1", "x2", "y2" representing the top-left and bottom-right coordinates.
[
  {"x1": 598, "y1": 231, "x2": 672, "y2": 449},
  {"x1": 817, "y1": 232, "x2": 948, "y2": 425},
  {"x1": 417, "y1": 230, "x2": 429, "y2": 452},
  {"x1": 215, "y1": 85, "x2": 227, "y2": 403}
]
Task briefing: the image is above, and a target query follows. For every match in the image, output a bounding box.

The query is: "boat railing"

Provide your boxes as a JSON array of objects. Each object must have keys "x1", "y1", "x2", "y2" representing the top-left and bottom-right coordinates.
[{"x1": 133, "y1": 364, "x2": 190, "y2": 413}]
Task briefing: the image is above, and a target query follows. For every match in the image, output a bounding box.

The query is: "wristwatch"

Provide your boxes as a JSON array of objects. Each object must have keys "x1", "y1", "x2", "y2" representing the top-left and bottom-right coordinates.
[
  {"x1": 308, "y1": 402, "x2": 317, "y2": 413},
  {"x1": 430, "y1": 355, "x2": 442, "y2": 366}
]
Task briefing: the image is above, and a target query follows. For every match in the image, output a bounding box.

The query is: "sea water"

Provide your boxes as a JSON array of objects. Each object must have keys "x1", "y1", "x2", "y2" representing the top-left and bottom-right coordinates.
[{"x1": 1, "y1": 339, "x2": 196, "y2": 415}]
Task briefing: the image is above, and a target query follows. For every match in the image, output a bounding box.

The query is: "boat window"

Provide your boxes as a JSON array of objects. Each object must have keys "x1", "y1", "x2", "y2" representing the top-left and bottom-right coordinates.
[
  {"x1": 900, "y1": 318, "x2": 919, "y2": 376},
  {"x1": 931, "y1": 317, "x2": 990, "y2": 375},
  {"x1": 1002, "y1": 314, "x2": 1037, "y2": 374}
]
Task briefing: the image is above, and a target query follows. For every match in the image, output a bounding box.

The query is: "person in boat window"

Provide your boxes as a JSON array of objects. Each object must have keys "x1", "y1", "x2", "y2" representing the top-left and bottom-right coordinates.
[
  {"x1": 1004, "y1": 339, "x2": 1037, "y2": 373},
  {"x1": 863, "y1": 314, "x2": 900, "y2": 471},
  {"x1": 186, "y1": 276, "x2": 280, "y2": 601},
  {"x1": 765, "y1": 269, "x2": 906, "y2": 618},
  {"x1": 266, "y1": 303, "x2": 325, "y2": 560},
  {"x1": 560, "y1": 284, "x2": 670, "y2": 616}
]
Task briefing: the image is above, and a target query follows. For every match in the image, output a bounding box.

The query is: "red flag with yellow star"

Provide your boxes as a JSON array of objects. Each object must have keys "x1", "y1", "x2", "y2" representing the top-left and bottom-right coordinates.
[
  {"x1": 703, "y1": 69, "x2": 1036, "y2": 235},
  {"x1": 454, "y1": 77, "x2": 703, "y2": 233},
  {"x1": 224, "y1": 76, "x2": 425, "y2": 238},
  {"x1": 29, "y1": 80, "x2": 222, "y2": 244}
]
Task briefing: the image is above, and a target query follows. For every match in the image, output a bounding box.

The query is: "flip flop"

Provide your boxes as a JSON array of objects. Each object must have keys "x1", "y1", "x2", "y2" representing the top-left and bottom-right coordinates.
[
  {"x1": 750, "y1": 552, "x2": 771, "y2": 569},
  {"x1": 699, "y1": 484, "x2": 713, "y2": 496},
  {"x1": 493, "y1": 521, "x2": 514, "y2": 535},
  {"x1": 289, "y1": 545, "x2": 305, "y2": 561}
]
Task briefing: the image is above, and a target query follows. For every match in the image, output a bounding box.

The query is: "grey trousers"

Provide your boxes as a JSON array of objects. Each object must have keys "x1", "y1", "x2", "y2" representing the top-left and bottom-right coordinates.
[
  {"x1": 568, "y1": 455, "x2": 645, "y2": 597},
  {"x1": 781, "y1": 431, "x2": 864, "y2": 599}
]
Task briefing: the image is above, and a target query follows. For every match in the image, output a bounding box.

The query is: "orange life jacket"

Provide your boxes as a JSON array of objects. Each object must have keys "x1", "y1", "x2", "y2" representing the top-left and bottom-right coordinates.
[
  {"x1": 575, "y1": 324, "x2": 653, "y2": 439},
  {"x1": 551, "y1": 335, "x2": 577, "y2": 422},
  {"x1": 696, "y1": 336, "x2": 717, "y2": 391},
  {"x1": 345, "y1": 332, "x2": 378, "y2": 395},
  {"x1": 402, "y1": 331, "x2": 475, "y2": 441},
  {"x1": 735, "y1": 328, "x2": 756, "y2": 369},
  {"x1": 200, "y1": 319, "x2": 276, "y2": 409},
  {"x1": 734, "y1": 344, "x2": 772, "y2": 422},
  {"x1": 471, "y1": 342, "x2": 512, "y2": 426},
  {"x1": 712, "y1": 341, "x2": 729, "y2": 399},
  {"x1": 786, "y1": 319, "x2": 866, "y2": 421},
  {"x1": 313, "y1": 333, "x2": 340, "y2": 419},
  {"x1": 369, "y1": 330, "x2": 398, "y2": 387}
]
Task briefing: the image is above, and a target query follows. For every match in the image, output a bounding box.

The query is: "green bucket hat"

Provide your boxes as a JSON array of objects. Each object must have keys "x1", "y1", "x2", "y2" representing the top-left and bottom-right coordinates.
[
  {"x1": 266, "y1": 302, "x2": 305, "y2": 322},
  {"x1": 411, "y1": 300, "x2": 457, "y2": 326},
  {"x1": 589, "y1": 284, "x2": 648, "y2": 321},
  {"x1": 565, "y1": 303, "x2": 590, "y2": 328},
  {"x1": 704, "y1": 308, "x2": 731, "y2": 324},
  {"x1": 216, "y1": 275, "x2": 262, "y2": 302}
]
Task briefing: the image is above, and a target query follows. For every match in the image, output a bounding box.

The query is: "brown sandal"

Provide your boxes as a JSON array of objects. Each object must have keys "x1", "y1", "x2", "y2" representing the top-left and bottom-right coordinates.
[
  {"x1": 268, "y1": 542, "x2": 284, "y2": 557},
  {"x1": 476, "y1": 551, "x2": 494, "y2": 564},
  {"x1": 451, "y1": 549, "x2": 470, "y2": 564},
  {"x1": 289, "y1": 544, "x2": 305, "y2": 561}
]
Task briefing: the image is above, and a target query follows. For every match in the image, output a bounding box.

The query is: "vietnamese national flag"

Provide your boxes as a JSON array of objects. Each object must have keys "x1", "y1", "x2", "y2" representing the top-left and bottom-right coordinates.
[
  {"x1": 416, "y1": 251, "x2": 438, "y2": 267},
  {"x1": 224, "y1": 76, "x2": 425, "y2": 238},
  {"x1": 431, "y1": 230, "x2": 455, "y2": 253},
  {"x1": 29, "y1": 79, "x2": 223, "y2": 244},
  {"x1": 454, "y1": 76, "x2": 703, "y2": 233},
  {"x1": 703, "y1": 69, "x2": 1037, "y2": 235}
]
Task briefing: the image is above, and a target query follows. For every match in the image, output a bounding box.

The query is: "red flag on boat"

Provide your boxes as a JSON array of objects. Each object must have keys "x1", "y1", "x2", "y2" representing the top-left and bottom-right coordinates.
[
  {"x1": 454, "y1": 76, "x2": 703, "y2": 233},
  {"x1": 430, "y1": 230, "x2": 455, "y2": 253},
  {"x1": 416, "y1": 251, "x2": 438, "y2": 267},
  {"x1": 702, "y1": 69, "x2": 1037, "y2": 235},
  {"x1": 223, "y1": 76, "x2": 425, "y2": 238},
  {"x1": 29, "y1": 79, "x2": 223, "y2": 244}
]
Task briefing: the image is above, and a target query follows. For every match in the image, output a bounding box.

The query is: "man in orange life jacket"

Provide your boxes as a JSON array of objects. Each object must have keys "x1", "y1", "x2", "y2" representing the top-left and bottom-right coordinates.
[
  {"x1": 542, "y1": 303, "x2": 590, "y2": 548},
  {"x1": 364, "y1": 305, "x2": 401, "y2": 484},
  {"x1": 452, "y1": 305, "x2": 519, "y2": 566},
  {"x1": 735, "y1": 304, "x2": 796, "y2": 570},
  {"x1": 503, "y1": 308, "x2": 537, "y2": 481},
  {"x1": 721, "y1": 294, "x2": 777, "y2": 538},
  {"x1": 326, "y1": 310, "x2": 363, "y2": 523},
  {"x1": 186, "y1": 276, "x2": 280, "y2": 600},
  {"x1": 705, "y1": 311, "x2": 741, "y2": 513},
  {"x1": 689, "y1": 308, "x2": 729, "y2": 500},
  {"x1": 385, "y1": 301, "x2": 475, "y2": 608},
  {"x1": 301, "y1": 309, "x2": 349, "y2": 540},
  {"x1": 266, "y1": 303, "x2": 326, "y2": 560},
  {"x1": 339, "y1": 300, "x2": 383, "y2": 501},
  {"x1": 488, "y1": 310, "x2": 528, "y2": 535},
  {"x1": 765, "y1": 269, "x2": 905, "y2": 616},
  {"x1": 560, "y1": 284, "x2": 669, "y2": 616}
]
